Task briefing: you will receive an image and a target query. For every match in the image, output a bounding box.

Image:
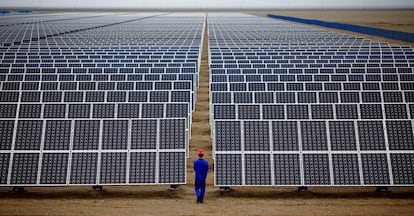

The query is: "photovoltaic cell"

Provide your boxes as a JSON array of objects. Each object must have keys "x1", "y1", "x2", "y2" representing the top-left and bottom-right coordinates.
[
  {"x1": 332, "y1": 154, "x2": 360, "y2": 185},
  {"x1": 0, "y1": 153, "x2": 10, "y2": 184},
  {"x1": 303, "y1": 154, "x2": 330, "y2": 185},
  {"x1": 301, "y1": 121, "x2": 328, "y2": 151},
  {"x1": 73, "y1": 120, "x2": 100, "y2": 150},
  {"x1": 361, "y1": 154, "x2": 390, "y2": 185},
  {"x1": 40, "y1": 153, "x2": 69, "y2": 184},
  {"x1": 386, "y1": 120, "x2": 414, "y2": 150},
  {"x1": 215, "y1": 121, "x2": 241, "y2": 151},
  {"x1": 244, "y1": 121, "x2": 270, "y2": 151},
  {"x1": 358, "y1": 121, "x2": 386, "y2": 150},
  {"x1": 129, "y1": 152, "x2": 156, "y2": 183},
  {"x1": 245, "y1": 154, "x2": 271, "y2": 185},
  {"x1": 131, "y1": 120, "x2": 157, "y2": 149},
  {"x1": 329, "y1": 121, "x2": 356, "y2": 151},
  {"x1": 141, "y1": 104, "x2": 164, "y2": 118},
  {"x1": 391, "y1": 153, "x2": 414, "y2": 185},
  {"x1": 0, "y1": 120, "x2": 14, "y2": 150},
  {"x1": 166, "y1": 104, "x2": 189, "y2": 118},
  {"x1": 102, "y1": 120, "x2": 128, "y2": 149},
  {"x1": 100, "y1": 152, "x2": 127, "y2": 184},
  {"x1": 272, "y1": 121, "x2": 298, "y2": 151},
  {"x1": 70, "y1": 153, "x2": 98, "y2": 185},
  {"x1": 15, "y1": 120, "x2": 43, "y2": 150},
  {"x1": 273, "y1": 154, "x2": 301, "y2": 185},
  {"x1": 238, "y1": 105, "x2": 260, "y2": 119},
  {"x1": 160, "y1": 119, "x2": 186, "y2": 149},
  {"x1": 11, "y1": 153, "x2": 39, "y2": 184},
  {"x1": 215, "y1": 154, "x2": 242, "y2": 186},
  {"x1": 158, "y1": 152, "x2": 185, "y2": 183},
  {"x1": 44, "y1": 120, "x2": 71, "y2": 150},
  {"x1": 117, "y1": 104, "x2": 140, "y2": 118},
  {"x1": 68, "y1": 104, "x2": 90, "y2": 118},
  {"x1": 263, "y1": 105, "x2": 284, "y2": 119},
  {"x1": 0, "y1": 104, "x2": 17, "y2": 118}
]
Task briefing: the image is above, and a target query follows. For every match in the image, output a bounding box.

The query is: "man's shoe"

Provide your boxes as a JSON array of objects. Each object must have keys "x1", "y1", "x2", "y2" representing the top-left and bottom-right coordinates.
[{"x1": 196, "y1": 196, "x2": 200, "y2": 203}]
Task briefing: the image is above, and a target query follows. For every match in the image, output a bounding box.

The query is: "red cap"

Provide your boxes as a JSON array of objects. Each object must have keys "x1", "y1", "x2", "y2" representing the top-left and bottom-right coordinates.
[{"x1": 198, "y1": 149, "x2": 204, "y2": 155}]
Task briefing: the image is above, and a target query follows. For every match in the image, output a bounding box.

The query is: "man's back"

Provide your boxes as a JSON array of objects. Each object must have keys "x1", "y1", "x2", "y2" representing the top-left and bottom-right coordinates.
[{"x1": 194, "y1": 158, "x2": 208, "y2": 181}]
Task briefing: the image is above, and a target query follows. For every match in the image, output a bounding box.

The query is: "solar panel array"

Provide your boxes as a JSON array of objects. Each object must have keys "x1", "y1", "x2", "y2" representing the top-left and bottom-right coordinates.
[
  {"x1": 0, "y1": 13, "x2": 205, "y2": 186},
  {"x1": 209, "y1": 13, "x2": 414, "y2": 186}
]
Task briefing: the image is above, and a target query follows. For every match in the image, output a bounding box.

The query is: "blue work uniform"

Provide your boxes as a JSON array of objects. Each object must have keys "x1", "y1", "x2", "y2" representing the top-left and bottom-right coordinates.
[{"x1": 194, "y1": 158, "x2": 208, "y2": 203}]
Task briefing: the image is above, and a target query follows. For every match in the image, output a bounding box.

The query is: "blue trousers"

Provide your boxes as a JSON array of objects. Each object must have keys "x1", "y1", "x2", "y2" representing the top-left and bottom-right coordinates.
[{"x1": 194, "y1": 179, "x2": 206, "y2": 203}]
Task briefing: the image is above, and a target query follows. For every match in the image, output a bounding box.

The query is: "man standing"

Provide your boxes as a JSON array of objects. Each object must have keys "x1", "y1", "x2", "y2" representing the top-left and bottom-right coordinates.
[{"x1": 194, "y1": 149, "x2": 208, "y2": 203}]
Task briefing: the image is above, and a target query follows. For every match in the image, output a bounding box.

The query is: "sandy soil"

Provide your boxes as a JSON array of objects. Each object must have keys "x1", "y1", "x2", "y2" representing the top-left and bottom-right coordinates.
[
  {"x1": 252, "y1": 10, "x2": 414, "y2": 47},
  {"x1": 1, "y1": 11, "x2": 414, "y2": 216},
  {"x1": 256, "y1": 10, "x2": 414, "y2": 33}
]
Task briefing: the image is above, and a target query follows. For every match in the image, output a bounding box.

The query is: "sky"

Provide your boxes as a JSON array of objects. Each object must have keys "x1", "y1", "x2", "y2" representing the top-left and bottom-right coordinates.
[{"x1": 0, "y1": 0, "x2": 413, "y2": 9}]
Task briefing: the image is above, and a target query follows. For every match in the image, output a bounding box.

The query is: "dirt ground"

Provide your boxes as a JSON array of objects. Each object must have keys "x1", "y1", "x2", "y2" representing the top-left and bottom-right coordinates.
[
  {"x1": 253, "y1": 10, "x2": 414, "y2": 47},
  {"x1": 1, "y1": 10, "x2": 414, "y2": 216}
]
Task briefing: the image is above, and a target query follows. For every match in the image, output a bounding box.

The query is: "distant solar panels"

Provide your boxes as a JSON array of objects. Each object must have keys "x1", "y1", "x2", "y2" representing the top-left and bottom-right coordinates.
[
  {"x1": 209, "y1": 13, "x2": 414, "y2": 187},
  {"x1": 0, "y1": 12, "x2": 205, "y2": 186}
]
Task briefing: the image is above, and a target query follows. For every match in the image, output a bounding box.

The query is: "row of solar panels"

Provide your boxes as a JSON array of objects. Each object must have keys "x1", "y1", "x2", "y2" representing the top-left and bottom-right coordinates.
[
  {"x1": 0, "y1": 71, "x2": 197, "y2": 79},
  {"x1": 215, "y1": 152, "x2": 413, "y2": 186},
  {"x1": 212, "y1": 120, "x2": 413, "y2": 151},
  {"x1": 0, "y1": 80, "x2": 193, "y2": 90},
  {"x1": 210, "y1": 50, "x2": 414, "y2": 53},
  {"x1": 212, "y1": 104, "x2": 414, "y2": 120},
  {"x1": 1, "y1": 56, "x2": 199, "y2": 60},
  {"x1": 0, "y1": 90, "x2": 193, "y2": 101},
  {"x1": 0, "y1": 103, "x2": 191, "y2": 119},
  {"x1": 211, "y1": 91, "x2": 414, "y2": 104},
  {"x1": 210, "y1": 65, "x2": 413, "y2": 71},
  {"x1": 1, "y1": 57, "x2": 200, "y2": 61},
  {"x1": 210, "y1": 48, "x2": 414, "y2": 53},
  {"x1": 211, "y1": 74, "x2": 414, "y2": 82},
  {"x1": 210, "y1": 61, "x2": 413, "y2": 66},
  {"x1": 210, "y1": 55, "x2": 414, "y2": 59},
  {"x1": 1, "y1": 48, "x2": 201, "y2": 51},
  {"x1": 210, "y1": 82, "x2": 414, "y2": 91},
  {"x1": 0, "y1": 75, "x2": 199, "y2": 87},
  {"x1": 0, "y1": 118, "x2": 188, "y2": 150},
  {"x1": 0, "y1": 67, "x2": 198, "y2": 73},
  {"x1": 209, "y1": 45, "x2": 412, "y2": 49},
  {"x1": 209, "y1": 13, "x2": 414, "y2": 186},
  {"x1": 0, "y1": 151, "x2": 186, "y2": 185},
  {"x1": 210, "y1": 64, "x2": 413, "y2": 69}
]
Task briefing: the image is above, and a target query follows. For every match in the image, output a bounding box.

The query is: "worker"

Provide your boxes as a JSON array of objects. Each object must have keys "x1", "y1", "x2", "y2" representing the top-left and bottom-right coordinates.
[{"x1": 194, "y1": 149, "x2": 208, "y2": 203}]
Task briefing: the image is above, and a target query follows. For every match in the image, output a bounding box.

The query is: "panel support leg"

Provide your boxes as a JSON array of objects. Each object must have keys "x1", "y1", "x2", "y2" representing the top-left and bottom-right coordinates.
[
  {"x1": 12, "y1": 187, "x2": 24, "y2": 192},
  {"x1": 297, "y1": 186, "x2": 308, "y2": 192},
  {"x1": 170, "y1": 185, "x2": 179, "y2": 190},
  {"x1": 93, "y1": 185, "x2": 103, "y2": 191},
  {"x1": 376, "y1": 186, "x2": 388, "y2": 192},
  {"x1": 219, "y1": 187, "x2": 231, "y2": 192}
]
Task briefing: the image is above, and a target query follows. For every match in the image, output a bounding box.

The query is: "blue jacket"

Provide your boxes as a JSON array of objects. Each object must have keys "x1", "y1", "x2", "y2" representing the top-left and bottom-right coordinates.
[{"x1": 194, "y1": 158, "x2": 208, "y2": 181}]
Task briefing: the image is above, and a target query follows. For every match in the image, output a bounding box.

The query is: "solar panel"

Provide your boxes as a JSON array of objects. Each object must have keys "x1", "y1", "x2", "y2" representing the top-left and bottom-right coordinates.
[
  {"x1": 40, "y1": 153, "x2": 69, "y2": 185},
  {"x1": 11, "y1": 153, "x2": 40, "y2": 185},
  {"x1": 274, "y1": 154, "x2": 301, "y2": 185},
  {"x1": 100, "y1": 152, "x2": 127, "y2": 184},
  {"x1": 245, "y1": 154, "x2": 271, "y2": 185},
  {"x1": 129, "y1": 152, "x2": 156, "y2": 183}
]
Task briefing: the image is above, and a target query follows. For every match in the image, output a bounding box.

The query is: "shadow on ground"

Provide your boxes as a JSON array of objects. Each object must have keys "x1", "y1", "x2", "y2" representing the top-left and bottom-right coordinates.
[{"x1": 1, "y1": 186, "x2": 413, "y2": 200}]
